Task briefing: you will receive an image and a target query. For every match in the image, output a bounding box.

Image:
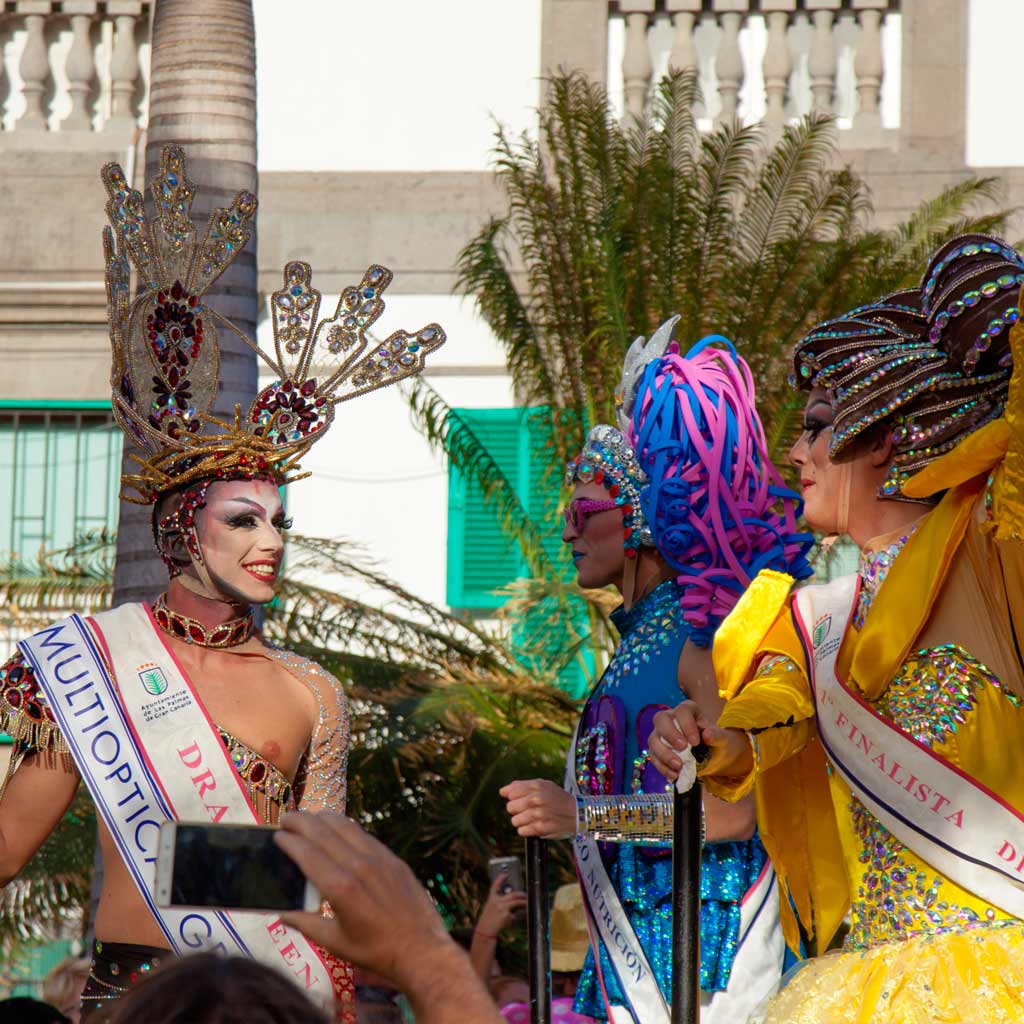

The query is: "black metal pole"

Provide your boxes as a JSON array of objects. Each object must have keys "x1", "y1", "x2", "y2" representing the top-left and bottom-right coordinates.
[
  {"x1": 526, "y1": 836, "x2": 552, "y2": 1024},
  {"x1": 671, "y1": 779, "x2": 704, "y2": 1024}
]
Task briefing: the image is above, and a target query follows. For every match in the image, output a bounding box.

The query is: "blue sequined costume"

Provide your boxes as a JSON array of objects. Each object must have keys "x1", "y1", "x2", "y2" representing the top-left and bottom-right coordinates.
[{"x1": 573, "y1": 579, "x2": 768, "y2": 1019}]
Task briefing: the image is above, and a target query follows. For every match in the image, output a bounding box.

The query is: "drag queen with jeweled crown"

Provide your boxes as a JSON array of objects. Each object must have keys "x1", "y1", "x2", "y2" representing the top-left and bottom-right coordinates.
[
  {"x1": 0, "y1": 147, "x2": 446, "y2": 1022},
  {"x1": 502, "y1": 322, "x2": 813, "y2": 1024},
  {"x1": 649, "y1": 235, "x2": 1024, "y2": 1023}
]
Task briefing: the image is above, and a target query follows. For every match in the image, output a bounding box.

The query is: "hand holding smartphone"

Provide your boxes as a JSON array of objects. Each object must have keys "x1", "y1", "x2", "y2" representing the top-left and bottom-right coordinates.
[
  {"x1": 487, "y1": 855, "x2": 524, "y2": 895},
  {"x1": 154, "y1": 822, "x2": 320, "y2": 914}
]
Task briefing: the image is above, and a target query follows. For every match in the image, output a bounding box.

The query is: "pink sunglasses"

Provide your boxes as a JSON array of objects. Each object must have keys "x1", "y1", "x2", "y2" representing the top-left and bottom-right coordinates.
[{"x1": 563, "y1": 498, "x2": 620, "y2": 532}]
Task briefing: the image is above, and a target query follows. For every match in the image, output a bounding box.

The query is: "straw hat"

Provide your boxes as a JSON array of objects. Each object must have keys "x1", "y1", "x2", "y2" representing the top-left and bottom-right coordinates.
[{"x1": 550, "y1": 883, "x2": 591, "y2": 972}]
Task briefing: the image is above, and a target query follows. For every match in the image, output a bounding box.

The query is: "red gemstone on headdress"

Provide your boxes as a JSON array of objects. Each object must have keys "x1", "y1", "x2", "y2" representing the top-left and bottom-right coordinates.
[
  {"x1": 622, "y1": 504, "x2": 633, "y2": 515},
  {"x1": 594, "y1": 469, "x2": 604, "y2": 483},
  {"x1": 625, "y1": 548, "x2": 637, "y2": 559},
  {"x1": 188, "y1": 296, "x2": 198, "y2": 307},
  {"x1": 608, "y1": 484, "x2": 620, "y2": 497},
  {"x1": 624, "y1": 527, "x2": 633, "y2": 538}
]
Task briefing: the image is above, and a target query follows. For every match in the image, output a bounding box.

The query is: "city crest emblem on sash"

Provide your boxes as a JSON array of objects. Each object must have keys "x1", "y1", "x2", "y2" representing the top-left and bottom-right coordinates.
[
  {"x1": 138, "y1": 664, "x2": 169, "y2": 696},
  {"x1": 813, "y1": 614, "x2": 832, "y2": 649}
]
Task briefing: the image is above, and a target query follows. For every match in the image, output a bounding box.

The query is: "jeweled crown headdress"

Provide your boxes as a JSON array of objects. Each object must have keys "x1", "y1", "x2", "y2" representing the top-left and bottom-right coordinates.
[
  {"x1": 791, "y1": 235, "x2": 1023, "y2": 498},
  {"x1": 103, "y1": 145, "x2": 446, "y2": 504}
]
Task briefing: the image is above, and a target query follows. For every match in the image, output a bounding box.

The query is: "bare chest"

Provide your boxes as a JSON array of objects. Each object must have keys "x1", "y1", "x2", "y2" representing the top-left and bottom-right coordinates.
[{"x1": 168, "y1": 645, "x2": 316, "y2": 780}]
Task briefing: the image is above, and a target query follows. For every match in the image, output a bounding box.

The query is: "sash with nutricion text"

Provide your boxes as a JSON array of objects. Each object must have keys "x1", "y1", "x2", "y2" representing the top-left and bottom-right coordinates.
[
  {"x1": 564, "y1": 730, "x2": 784, "y2": 1024},
  {"x1": 19, "y1": 605, "x2": 334, "y2": 1009},
  {"x1": 565, "y1": 721, "x2": 669, "y2": 1024},
  {"x1": 794, "y1": 574, "x2": 1024, "y2": 919}
]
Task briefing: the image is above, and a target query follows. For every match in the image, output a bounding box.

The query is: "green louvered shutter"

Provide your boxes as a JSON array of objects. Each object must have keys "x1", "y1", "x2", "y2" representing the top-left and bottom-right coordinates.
[
  {"x1": 446, "y1": 408, "x2": 527, "y2": 609},
  {"x1": 446, "y1": 407, "x2": 592, "y2": 696},
  {"x1": 518, "y1": 409, "x2": 592, "y2": 698}
]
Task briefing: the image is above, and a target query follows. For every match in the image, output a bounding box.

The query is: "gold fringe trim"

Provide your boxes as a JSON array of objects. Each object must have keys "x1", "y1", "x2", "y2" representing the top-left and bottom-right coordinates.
[{"x1": 0, "y1": 703, "x2": 71, "y2": 758}]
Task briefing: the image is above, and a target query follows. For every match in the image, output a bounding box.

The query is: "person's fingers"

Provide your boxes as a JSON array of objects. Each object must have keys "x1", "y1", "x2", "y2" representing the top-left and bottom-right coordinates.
[
  {"x1": 649, "y1": 739, "x2": 680, "y2": 781},
  {"x1": 509, "y1": 809, "x2": 536, "y2": 830},
  {"x1": 279, "y1": 909, "x2": 339, "y2": 951},
  {"x1": 489, "y1": 871, "x2": 509, "y2": 895},
  {"x1": 512, "y1": 817, "x2": 545, "y2": 837},
  {"x1": 500, "y1": 779, "x2": 537, "y2": 800},
  {"x1": 652, "y1": 709, "x2": 688, "y2": 750},
  {"x1": 274, "y1": 828, "x2": 356, "y2": 904},
  {"x1": 673, "y1": 706, "x2": 703, "y2": 747},
  {"x1": 653, "y1": 731, "x2": 683, "y2": 768},
  {"x1": 278, "y1": 811, "x2": 359, "y2": 857}
]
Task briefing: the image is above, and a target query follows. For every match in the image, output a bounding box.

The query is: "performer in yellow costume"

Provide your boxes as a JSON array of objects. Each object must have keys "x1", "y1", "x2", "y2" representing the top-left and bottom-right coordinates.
[{"x1": 649, "y1": 235, "x2": 1024, "y2": 1023}]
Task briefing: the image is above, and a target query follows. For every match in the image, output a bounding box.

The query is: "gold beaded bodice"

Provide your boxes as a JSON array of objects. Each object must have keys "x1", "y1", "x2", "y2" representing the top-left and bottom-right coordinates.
[{"x1": 838, "y1": 643, "x2": 1023, "y2": 949}]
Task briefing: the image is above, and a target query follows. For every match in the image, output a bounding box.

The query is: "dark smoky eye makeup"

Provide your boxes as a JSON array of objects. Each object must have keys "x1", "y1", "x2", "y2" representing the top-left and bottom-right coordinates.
[
  {"x1": 802, "y1": 417, "x2": 832, "y2": 433},
  {"x1": 224, "y1": 513, "x2": 259, "y2": 528}
]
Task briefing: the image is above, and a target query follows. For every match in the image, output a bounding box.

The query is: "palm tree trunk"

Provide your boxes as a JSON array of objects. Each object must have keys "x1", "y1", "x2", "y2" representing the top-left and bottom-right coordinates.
[{"x1": 111, "y1": 0, "x2": 259, "y2": 607}]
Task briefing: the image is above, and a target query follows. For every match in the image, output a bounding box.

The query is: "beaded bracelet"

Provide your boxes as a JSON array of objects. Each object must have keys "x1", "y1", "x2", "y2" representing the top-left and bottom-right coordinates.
[{"x1": 575, "y1": 793, "x2": 674, "y2": 845}]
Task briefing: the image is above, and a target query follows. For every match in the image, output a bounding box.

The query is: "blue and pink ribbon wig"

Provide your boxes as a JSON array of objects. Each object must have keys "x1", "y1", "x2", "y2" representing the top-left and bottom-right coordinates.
[{"x1": 630, "y1": 335, "x2": 813, "y2": 646}]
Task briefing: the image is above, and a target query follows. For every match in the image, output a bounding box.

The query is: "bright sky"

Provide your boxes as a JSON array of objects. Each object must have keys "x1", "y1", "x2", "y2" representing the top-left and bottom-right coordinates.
[{"x1": 254, "y1": 0, "x2": 543, "y2": 172}]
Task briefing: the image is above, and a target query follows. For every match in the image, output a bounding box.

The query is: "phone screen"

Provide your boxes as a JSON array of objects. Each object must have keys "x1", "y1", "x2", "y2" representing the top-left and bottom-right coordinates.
[{"x1": 169, "y1": 824, "x2": 307, "y2": 912}]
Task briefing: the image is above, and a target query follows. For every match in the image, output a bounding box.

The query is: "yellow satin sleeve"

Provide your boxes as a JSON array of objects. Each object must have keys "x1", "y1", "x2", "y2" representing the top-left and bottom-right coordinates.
[
  {"x1": 709, "y1": 568, "x2": 816, "y2": 792},
  {"x1": 709, "y1": 570, "x2": 849, "y2": 954}
]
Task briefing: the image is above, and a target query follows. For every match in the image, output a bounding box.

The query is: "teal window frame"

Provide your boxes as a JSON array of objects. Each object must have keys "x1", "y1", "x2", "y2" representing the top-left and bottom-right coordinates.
[
  {"x1": 446, "y1": 407, "x2": 558, "y2": 611},
  {"x1": 0, "y1": 400, "x2": 122, "y2": 564},
  {"x1": 445, "y1": 406, "x2": 592, "y2": 697}
]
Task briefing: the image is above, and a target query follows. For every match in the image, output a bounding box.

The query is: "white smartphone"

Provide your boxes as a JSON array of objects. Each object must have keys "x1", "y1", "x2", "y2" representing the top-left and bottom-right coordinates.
[{"x1": 154, "y1": 821, "x2": 320, "y2": 914}]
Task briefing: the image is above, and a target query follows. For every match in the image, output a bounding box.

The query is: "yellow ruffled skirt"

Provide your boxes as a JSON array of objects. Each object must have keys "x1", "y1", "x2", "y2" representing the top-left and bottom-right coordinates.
[{"x1": 754, "y1": 922, "x2": 1024, "y2": 1024}]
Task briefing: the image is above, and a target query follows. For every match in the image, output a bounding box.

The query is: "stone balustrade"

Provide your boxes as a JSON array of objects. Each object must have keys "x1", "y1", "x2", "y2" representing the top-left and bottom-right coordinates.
[
  {"x1": 610, "y1": 0, "x2": 900, "y2": 146},
  {"x1": 0, "y1": 0, "x2": 151, "y2": 144}
]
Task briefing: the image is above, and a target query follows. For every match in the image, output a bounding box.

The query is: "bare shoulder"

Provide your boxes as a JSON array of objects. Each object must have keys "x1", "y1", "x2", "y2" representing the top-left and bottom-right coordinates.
[
  {"x1": 261, "y1": 646, "x2": 348, "y2": 722},
  {"x1": 262, "y1": 645, "x2": 345, "y2": 693}
]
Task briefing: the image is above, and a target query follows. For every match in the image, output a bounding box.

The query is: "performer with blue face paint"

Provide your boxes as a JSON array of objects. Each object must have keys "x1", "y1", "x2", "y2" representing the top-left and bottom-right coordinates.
[{"x1": 501, "y1": 320, "x2": 812, "y2": 1024}]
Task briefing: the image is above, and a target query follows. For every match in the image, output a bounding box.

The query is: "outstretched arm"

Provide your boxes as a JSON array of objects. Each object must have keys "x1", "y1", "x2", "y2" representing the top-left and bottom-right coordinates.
[
  {"x1": 0, "y1": 750, "x2": 80, "y2": 885},
  {"x1": 278, "y1": 813, "x2": 502, "y2": 1024},
  {"x1": 0, "y1": 653, "x2": 80, "y2": 885}
]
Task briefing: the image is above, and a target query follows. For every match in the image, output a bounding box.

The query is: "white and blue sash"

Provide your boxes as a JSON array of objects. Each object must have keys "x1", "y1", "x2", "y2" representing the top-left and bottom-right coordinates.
[
  {"x1": 565, "y1": 724, "x2": 669, "y2": 1024},
  {"x1": 19, "y1": 605, "x2": 335, "y2": 1008},
  {"x1": 794, "y1": 574, "x2": 1024, "y2": 919},
  {"x1": 565, "y1": 731, "x2": 784, "y2": 1024}
]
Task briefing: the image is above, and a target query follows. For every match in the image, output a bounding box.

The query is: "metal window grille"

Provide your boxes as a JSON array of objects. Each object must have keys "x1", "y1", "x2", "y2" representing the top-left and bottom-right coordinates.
[{"x1": 0, "y1": 409, "x2": 122, "y2": 565}]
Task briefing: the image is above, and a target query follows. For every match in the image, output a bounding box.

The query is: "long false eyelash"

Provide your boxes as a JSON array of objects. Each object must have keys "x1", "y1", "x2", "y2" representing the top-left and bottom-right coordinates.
[
  {"x1": 225, "y1": 513, "x2": 258, "y2": 528},
  {"x1": 275, "y1": 516, "x2": 294, "y2": 531},
  {"x1": 802, "y1": 419, "x2": 831, "y2": 438}
]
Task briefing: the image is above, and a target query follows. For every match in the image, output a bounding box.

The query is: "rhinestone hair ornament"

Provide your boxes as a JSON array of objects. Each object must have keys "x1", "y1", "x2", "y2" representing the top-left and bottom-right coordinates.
[
  {"x1": 630, "y1": 331, "x2": 813, "y2": 645},
  {"x1": 565, "y1": 425, "x2": 652, "y2": 553},
  {"x1": 103, "y1": 145, "x2": 446, "y2": 505},
  {"x1": 791, "y1": 234, "x2": 1023, "y2": 498}
]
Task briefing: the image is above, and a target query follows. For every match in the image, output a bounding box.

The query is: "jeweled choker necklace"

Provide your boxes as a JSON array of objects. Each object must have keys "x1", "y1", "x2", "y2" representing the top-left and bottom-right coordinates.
[{"x1": 152, "y1": 594, "x2": 254, "y2": 648}]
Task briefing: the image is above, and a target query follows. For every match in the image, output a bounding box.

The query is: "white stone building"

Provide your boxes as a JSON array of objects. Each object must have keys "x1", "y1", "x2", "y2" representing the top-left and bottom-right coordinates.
[{"x1": 0, "y1": 0, "x2": 1023, "y2": 615}]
